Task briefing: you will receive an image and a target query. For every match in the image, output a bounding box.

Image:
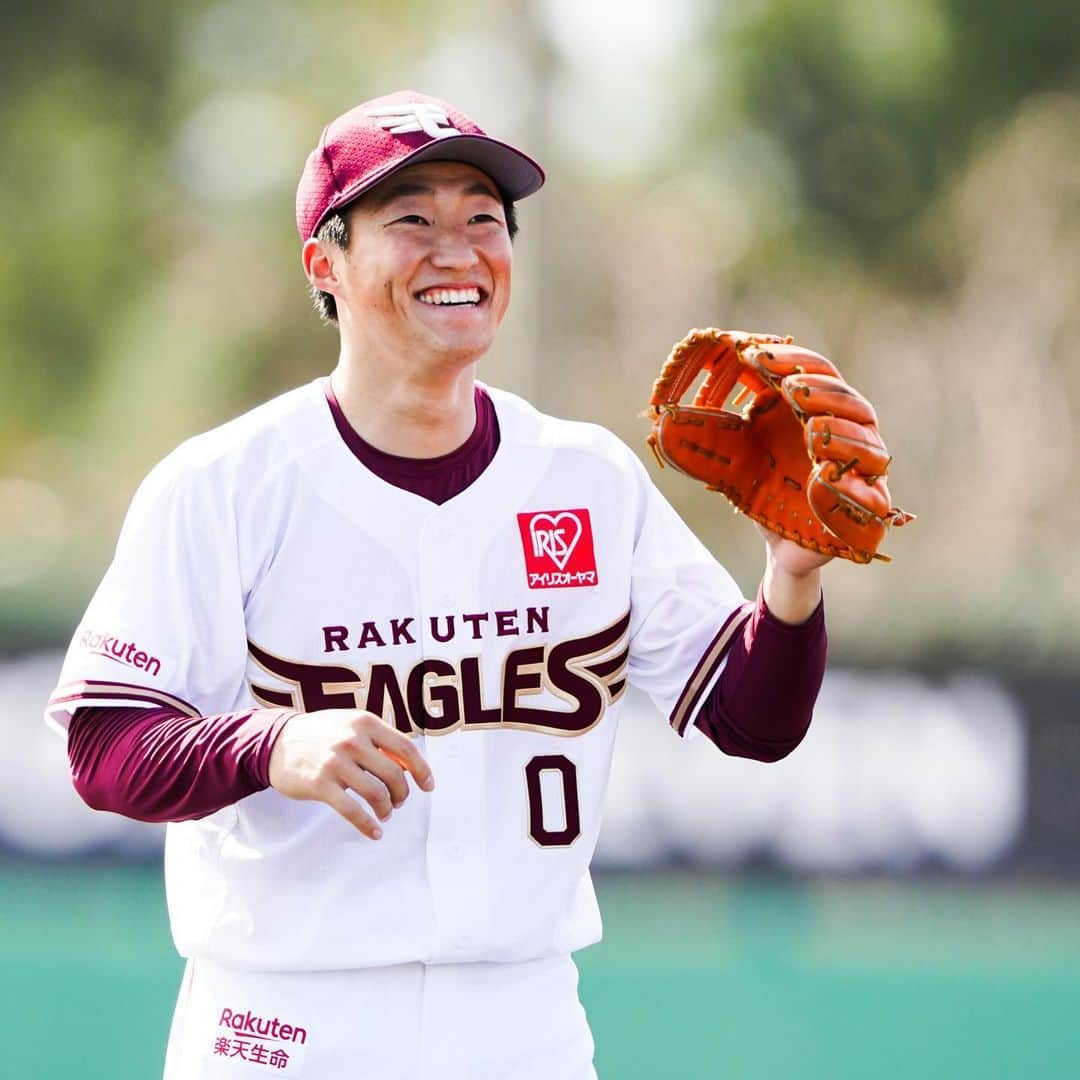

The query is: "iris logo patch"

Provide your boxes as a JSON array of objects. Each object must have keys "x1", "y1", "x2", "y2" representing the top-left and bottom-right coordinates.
[{"x1": 517, "y1": 509, "x2": 598, "y2": 589}]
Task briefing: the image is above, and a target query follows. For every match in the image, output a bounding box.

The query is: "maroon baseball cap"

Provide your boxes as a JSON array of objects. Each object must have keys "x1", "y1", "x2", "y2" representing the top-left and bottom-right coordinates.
[{"x1": 295, "y1": 90, "x2": 545, "y2": 240}]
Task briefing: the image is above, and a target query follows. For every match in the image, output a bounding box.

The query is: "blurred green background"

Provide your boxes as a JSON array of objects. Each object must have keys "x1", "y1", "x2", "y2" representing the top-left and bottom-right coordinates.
[
  {"x1": 3, "y1": 0, "x2": 1080, "y2": 1077},
  {"x1": 5, "y1": 865, "x2": 1079, "y2": 1078}
]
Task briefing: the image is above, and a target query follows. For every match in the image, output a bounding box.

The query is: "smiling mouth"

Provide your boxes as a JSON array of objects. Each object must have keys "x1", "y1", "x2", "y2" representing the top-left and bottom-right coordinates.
[{"x1": 415, "y1": 286, "x2": 486, "y2": 307}]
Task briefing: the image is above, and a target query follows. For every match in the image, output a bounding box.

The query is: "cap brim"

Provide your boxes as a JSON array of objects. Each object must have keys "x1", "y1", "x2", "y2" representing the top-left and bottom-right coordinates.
[
  {"x1": 315, "y1": 134, "x2": 545, "y2": 235},
  {"x1": 402, "y1": 134, "x2": 544, "y2": 201}
]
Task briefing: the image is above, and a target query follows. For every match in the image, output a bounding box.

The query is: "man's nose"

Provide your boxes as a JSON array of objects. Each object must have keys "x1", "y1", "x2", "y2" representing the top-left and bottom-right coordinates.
[{"x1": 429, "y1": 230, "x2": 480, "y2": 269}]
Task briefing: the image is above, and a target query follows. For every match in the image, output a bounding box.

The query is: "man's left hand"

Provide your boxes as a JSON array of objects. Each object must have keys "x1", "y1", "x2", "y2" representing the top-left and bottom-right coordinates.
[{"x1": 759, "y1": 526, "x2": 831, "y2": 624}]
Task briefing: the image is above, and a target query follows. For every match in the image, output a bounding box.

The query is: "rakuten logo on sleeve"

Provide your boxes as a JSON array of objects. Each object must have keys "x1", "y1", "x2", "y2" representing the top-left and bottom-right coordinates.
[
  {"x1": 517, "y1": 509, "x2": 599, "y2": 589},
  {"x1": 78, "y1": 628, "x2": 162, "y2": 676}
]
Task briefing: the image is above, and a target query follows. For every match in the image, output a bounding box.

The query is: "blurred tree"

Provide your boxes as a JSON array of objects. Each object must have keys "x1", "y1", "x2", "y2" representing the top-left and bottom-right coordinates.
[
  {"x1": 708, "y1": 0, "x2": 1080, "y2": 274},
  {"x1": 0, "y1": 0, "x2": 188, "y2": 436}
]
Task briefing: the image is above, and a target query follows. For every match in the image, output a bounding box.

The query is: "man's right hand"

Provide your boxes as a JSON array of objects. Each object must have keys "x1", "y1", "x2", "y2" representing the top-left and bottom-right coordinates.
[{"x1": 267, "y1": 709, "x2": 434, "y2": 840}]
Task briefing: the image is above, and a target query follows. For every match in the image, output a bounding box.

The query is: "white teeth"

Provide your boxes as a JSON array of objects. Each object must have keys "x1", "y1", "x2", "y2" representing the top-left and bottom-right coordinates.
[{"x1": 419, "y1": 287, "x2": 481, "y2": 306}]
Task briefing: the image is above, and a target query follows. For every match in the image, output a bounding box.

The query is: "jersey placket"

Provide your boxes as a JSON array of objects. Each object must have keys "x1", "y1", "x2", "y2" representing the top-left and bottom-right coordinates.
[{"x1": 417, "y1": 510, "x2": 491, "y2": 961}]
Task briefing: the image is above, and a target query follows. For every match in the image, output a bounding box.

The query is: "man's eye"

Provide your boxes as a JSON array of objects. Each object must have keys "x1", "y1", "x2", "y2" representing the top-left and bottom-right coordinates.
[
  {"x1": 470, "y1": 213, "x2": 501, "y2": 225},
  {"x1": 392, "y1": 215, "x2": 429, "y2": 225}
]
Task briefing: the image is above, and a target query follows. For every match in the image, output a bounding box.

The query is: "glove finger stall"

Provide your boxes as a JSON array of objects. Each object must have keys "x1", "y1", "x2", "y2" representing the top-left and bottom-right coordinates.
[
  {"x1": 808, "y1": 462, "x2": 895, "y2": 561},
  {"x1": 780, "y1": 374, "x2": 878, "y2": 425},
  {"x1": 741, "y1": 343, "x2": 839, "y2": 383},
  {"x1": 805, "y1": 416, "x2": 890, "y2": 477}
]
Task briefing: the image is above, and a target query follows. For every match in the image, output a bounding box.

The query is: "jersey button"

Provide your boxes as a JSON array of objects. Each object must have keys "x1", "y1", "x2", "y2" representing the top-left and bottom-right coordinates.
[{"x1": 448, "y1": 843, "x2": 465, "y2": 859}]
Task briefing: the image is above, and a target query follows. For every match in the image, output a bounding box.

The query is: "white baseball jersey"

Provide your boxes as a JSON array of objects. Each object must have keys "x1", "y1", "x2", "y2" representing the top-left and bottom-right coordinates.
[{"x1": 47, "y1": 378, "x2": 749, "y2": 971}]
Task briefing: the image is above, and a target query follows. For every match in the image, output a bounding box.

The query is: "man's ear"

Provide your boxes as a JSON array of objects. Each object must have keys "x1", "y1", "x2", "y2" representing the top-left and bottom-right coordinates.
[{"x1": 302, "y1": 238, "x2": 342, "y2": 298}]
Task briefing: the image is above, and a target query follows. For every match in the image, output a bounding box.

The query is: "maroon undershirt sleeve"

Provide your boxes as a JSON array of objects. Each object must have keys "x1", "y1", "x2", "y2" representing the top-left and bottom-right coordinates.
[
  {"x1": 694, "y1": 587, "x2": 827, "y2": 762},
  {"x1": 67, "y1": 705, "x2": 298, "y2": 823}
]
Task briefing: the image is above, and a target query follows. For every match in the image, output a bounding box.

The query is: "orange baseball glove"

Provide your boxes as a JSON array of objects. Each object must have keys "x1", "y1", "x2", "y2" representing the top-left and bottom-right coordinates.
[{"x1": 646, "y1": 328, "x2": 913, "y2": 563}]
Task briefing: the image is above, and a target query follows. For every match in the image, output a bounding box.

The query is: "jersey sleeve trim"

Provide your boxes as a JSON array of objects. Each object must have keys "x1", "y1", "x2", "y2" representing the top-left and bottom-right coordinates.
[
  {"x1": 48, "y1": 680, "x2": 201, "y2": 719},
  {"x1": 669, "y1": 601, "x2": 754, "y2": 736}
]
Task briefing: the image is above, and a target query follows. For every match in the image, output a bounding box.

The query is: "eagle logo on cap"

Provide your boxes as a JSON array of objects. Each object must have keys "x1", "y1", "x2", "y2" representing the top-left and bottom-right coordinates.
[{"x1": 364, "y1": 103, "x2": 461, "y2": 139}]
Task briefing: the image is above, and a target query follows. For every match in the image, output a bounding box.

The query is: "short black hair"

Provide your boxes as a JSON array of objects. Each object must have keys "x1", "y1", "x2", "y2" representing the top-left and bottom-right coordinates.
[{"x1": 309, "y1": 195, "x2": 519, "y2": 325}]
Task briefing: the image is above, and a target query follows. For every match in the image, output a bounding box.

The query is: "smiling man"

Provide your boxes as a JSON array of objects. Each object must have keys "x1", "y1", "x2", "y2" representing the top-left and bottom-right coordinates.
[
  {"x1": 48, "y1": 91, "x2": 829, "y2": 1079},
  {"x1": 303, "y1": 157, "x2": 515, "y2": 462}
]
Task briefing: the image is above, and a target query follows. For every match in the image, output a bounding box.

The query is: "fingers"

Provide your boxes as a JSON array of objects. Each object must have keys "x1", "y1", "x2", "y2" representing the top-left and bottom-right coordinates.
[
  {"x1": 366, "y1": 724, "x2": 435, "y2": 793},
  {"x1": 359, "y1": 749, "x2": 411, "y2": 809},
  {"x1": 331, "y1": 716, "x2": 435, "y2": 835},
  {"x1": 323, "y1": 783, "x2": 385, "y2": 841},
  {"x1": 336, "y1": 758, "x2": 395, "y2": 820},
  {"x1": 324, "y1": 714, "x2": 436, "y2": 837}
]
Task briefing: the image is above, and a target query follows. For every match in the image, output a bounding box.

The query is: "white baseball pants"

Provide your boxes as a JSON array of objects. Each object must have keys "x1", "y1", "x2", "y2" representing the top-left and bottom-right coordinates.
[{"x1": 162, "y1": 954, "x2": 597, "y2": 1079}]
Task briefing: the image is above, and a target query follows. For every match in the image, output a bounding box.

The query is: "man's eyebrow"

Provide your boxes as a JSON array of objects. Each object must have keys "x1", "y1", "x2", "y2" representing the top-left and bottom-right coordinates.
[
  {"x1": 374, "y1": 182, "x2": 432, "y2": 206},
  {"x1": 462, "y1": 180, "x2": 501, "y2": 200},
  {"x1": 371, "y1": 178, "x2": 502, "y2": 208}
]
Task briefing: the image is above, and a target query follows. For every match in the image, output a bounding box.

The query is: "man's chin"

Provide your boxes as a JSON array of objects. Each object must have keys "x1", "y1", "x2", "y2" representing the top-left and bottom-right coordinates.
[{"x1": 416, "y1": 327, "x2": 498, "y2": 365}]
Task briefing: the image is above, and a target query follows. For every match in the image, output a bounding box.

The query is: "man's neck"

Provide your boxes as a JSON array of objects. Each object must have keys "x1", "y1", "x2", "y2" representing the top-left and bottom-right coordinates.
[{"x1": 329, "y1": 345, "x2": 479, "y2": 459}]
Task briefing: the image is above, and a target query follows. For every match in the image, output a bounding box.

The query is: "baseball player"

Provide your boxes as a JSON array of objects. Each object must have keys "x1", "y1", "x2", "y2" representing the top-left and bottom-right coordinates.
[{"x1": 47, "y1": 91, "x2": 831, "y2": 1079}]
